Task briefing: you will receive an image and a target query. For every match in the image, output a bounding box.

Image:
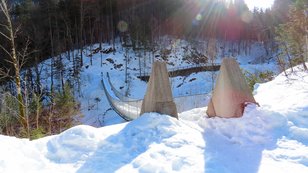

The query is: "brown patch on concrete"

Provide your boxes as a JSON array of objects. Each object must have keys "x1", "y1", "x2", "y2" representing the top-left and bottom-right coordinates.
[
  {"x1": 140, "y1": 61, "x2": 178, "y2": 118},
  {"x1": 207, "y1": 58, "x2": 258, "y2": 118}
]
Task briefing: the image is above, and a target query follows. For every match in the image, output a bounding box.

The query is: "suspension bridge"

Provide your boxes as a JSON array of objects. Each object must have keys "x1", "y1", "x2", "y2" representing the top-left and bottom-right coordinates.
[
  {"x1": 102, "y1": 71, "x2": 212, "y2": 121},
  {"x1": 137, "y1": 63, "x2": 220, "y2": 81}
]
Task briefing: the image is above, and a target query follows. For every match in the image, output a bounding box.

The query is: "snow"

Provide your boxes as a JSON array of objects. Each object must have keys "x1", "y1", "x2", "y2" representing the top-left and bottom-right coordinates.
[
  {"x1": 1, "y1": 36, "x2": 308, "y2": 172},
  {"x1": 0, "y1": 114, "x2": 205, "y2": 173},
  {"x1": 1, "y1": 61, "x2": 308, "y2": 172},
  {"x1": 30, "y1": 38, "x2": 279, "y2": 127},
  {"x1": 254, "y1": 65, "x2": 308, "y2": 145}
]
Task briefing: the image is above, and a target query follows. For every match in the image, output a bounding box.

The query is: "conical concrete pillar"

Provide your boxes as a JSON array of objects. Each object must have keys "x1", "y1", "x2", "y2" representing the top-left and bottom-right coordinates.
[
  {"x1": 140, "y1": 61, "x2": 178, "y2": 118},
  {"x1": 207, "y1": 58, "x2": 258, "y2": 118}
]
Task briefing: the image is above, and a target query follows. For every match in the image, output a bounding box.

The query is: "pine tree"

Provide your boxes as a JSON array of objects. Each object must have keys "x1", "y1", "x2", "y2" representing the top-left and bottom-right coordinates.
[
  {"x1": 272, "y1": 0, "x2": 294, "y2": 24},
  {"x1": 275, "y1": 0, "x2": 308, "y2": 70}
]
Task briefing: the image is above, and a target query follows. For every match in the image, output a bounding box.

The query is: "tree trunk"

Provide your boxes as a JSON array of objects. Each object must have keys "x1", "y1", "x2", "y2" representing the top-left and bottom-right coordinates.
[
  {"x1": 0, "y1": 0, "x2": 27, "y2": 130},
  {"x1": 80, "y1": 0, "x2": 84, "y2": 67},
  {"x1": 109, "y1": 0, "x2": 115, "y2": 50}
]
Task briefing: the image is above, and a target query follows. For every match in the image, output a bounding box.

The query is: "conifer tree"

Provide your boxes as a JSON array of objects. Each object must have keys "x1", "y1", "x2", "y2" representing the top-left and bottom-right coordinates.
[{"x1": 275, "y1": 0, "x2": 308, "y2": 70}]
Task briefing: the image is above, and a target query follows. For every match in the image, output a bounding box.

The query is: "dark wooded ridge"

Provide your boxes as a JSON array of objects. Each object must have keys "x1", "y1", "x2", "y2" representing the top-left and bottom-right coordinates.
[{"x1": 0, "y1": 0, "x2": 295, "y2": 71}]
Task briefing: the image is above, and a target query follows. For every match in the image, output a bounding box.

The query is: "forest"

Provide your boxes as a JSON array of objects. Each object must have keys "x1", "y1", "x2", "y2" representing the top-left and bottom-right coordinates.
[{"x1": 0, "y1": 0, "x2": 307, "y2": 138}]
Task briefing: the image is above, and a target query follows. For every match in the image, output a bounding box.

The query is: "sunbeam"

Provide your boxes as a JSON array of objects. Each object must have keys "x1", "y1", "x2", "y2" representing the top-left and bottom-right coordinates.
[{"x1": 244, "y1": 0, "x2": 274, "y2": 10}]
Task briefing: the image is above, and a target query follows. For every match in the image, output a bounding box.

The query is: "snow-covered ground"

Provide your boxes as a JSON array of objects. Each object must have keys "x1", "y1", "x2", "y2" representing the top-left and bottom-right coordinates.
[
  {"x1": 71, "y1": 38, "x2": 279, "y2": 126},
  {"x1": 0, "y1": 57, "x2": 308, "y2": 172}
]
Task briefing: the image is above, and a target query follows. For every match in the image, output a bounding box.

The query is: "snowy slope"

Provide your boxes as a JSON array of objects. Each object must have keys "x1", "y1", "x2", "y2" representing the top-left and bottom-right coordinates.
[
  {"x1": 72, "y1": 39, "x2": 278, "y2": 126},
  {"x1": 25, "y1": 37, "x2": 279, "y2": 127},
  {"x1": 0, "y1": 64, "x2": 308, "y2": 172},
  {"x1": 0, "y1": 114, "x2": 205, "y2": 173}
]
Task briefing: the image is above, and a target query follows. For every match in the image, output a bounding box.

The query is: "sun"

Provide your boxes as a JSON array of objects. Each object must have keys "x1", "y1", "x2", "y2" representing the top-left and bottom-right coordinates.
[{"x1": 244, "y1": 0, "x2": 274, "y2": 11}]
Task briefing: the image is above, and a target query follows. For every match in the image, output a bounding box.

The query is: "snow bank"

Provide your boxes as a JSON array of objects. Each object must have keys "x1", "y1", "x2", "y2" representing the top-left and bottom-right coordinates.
[
  {"x1": 1, "y1": 59, "x2": 308, "y2": 172},
  {"x1": 255, "y1": 64, "x2": 308, "y2": 145},
  {"x1": 179, "y1": 105, "x2": 290, "y2": 173},
  {"x1": 178, "y1": 64, "x2": 308, "y2": 173},
  {"x1": 0, "y1": 113, "x2": 205, "y2": 173},
  {"x1": 77, "y1": 113, "x2": 205, "y2": 173}
]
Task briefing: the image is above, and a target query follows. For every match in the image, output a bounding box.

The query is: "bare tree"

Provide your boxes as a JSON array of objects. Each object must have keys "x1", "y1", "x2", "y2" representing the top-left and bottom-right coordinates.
[
  {"x1": 0, "y1": 0, "x2": 28, "y2": 135},
  {"x1": 208, "y1": 38, "x2": 217, "y2": 90}
]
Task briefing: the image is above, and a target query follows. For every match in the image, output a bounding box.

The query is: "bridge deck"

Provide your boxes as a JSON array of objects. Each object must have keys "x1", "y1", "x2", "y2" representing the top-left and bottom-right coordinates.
[
  {"x1": 102, "y1": 69, "x2": 213, "y2": 120},
  {"x1": 137, "y1": 64, "x2": 220, "y2": 81}
]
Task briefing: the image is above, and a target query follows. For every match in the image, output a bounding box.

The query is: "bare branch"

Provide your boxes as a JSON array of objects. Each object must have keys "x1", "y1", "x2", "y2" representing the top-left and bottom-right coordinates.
[
  {"x1": 19, "y1": 57, "x2": 27, "y2": 69},
  {"x1": 0, "y1": 0, "x2": 10, "y2": 20},
  {"x1": 0, "y1": 44, "x2": 11, "y2": 57},
  {"x1": 0, "y1": 23, "x2": 10, "y2": 32},
  {"x1": 0, "y1": 30, "x2": 10, "y2": 40},
  {"x1": 14, "y1": 24, "x2": 21, "y2": 37},
  {"x1": 17, "y1": 39, "x2": 31, "y2": 68},
  {"x1": 0, "y1": 23, "x2": 7, "y2": 27},
  {"x1": 4, "y1": 58, "x2": 14, "y2": 64},
  {"x1": 0, "y1": 67, "x2": 12, "y2": 80}
]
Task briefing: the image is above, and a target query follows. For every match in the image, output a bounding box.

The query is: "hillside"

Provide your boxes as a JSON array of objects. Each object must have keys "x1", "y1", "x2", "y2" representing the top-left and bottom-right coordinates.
[
  {"x1": 1, "y1": 0, "x2": 307, "y2": 172},
  {"x1": 70, "y1": 39, "x2": 278, "y2": 126},
  {"x1": 0, "y1": 63, "x2": 307, "y2": 173}
]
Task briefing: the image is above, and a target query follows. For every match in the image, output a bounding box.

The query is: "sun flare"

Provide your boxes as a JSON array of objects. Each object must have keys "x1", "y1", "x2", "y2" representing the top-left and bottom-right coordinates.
[{"x1": 244, "y1": 0, "x2": 274, "y2": 10}]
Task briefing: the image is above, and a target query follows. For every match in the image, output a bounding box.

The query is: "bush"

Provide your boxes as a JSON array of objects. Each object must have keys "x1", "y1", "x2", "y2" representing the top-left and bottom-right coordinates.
[
  {"x1": 0, "y1": 83, "x2": 82, "y2": 139},
  {"x1": 244, "y1": 70, "x2": 274, "y2": 91},
  {"x1": 160, "y1": 48, "x2": 171, "y2": 61},
  {"x1": 49, "y1": 83, "x2": 82, "y2": 134},
  {"x1": 30, "y1": 127, "x2": 46, "y2": 140},
  {"x1": 0, "y1": 93, "x2": 19, "y2": 135}
]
